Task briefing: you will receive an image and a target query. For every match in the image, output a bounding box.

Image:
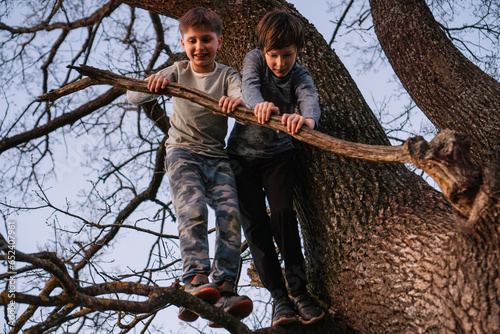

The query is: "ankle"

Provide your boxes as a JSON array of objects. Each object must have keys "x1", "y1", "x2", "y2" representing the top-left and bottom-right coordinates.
[
  {"x1": 184, "y1": 274, "x2": 209, "y2": 286},
  {"x1": 218, "y1": 281, "x2": 238, "y2": 296}
]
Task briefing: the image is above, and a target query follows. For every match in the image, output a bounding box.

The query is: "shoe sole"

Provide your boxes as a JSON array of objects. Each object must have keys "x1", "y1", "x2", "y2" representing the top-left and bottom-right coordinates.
[
  {"x1": 193, "y1": 287, "x2": 220, "y2": 305},
  {"x1": 178, "y1": 308, "x2": 199, "y2": 322},
  {"x1": 300, "y1": 310, "x2": 326, "y2": 325},
  {"x1": 227, "y1": 299, "x2": 253, "y2": 318},
  {"x1": 178, "y1": 287, "x2": 220, "y2": 322},
  {"x1": 272, "y1": 316, "x2": 299, "y2": 327},
  {"x1": 208, "y1": 299, "x2": 253, "y2": 328}
]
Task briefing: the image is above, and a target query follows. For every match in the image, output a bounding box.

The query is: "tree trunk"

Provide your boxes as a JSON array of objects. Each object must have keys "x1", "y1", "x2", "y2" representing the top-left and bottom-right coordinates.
[
  {"x1": 122, "y1": 0, "x2": 500, "y2": 332},
  {"x1": 370, "y1": 0, "x2": 500, "y2": 167}
]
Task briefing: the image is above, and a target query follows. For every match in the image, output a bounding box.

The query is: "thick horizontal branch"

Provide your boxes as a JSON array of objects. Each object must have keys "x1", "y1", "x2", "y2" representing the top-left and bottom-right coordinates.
[
  {"x1": 68, "y1": 65, "x2": 411, "y2": 164},
  {"x1": 0, "y1": 282, "x2": 251, "y2": 333},
  {"x1": 1, "y1": 229, "x2": 250, "y2": 333},
  {"x1": 0, "y1": 244, "x2": 251, "y2": 334},
  {"x1": 54, "y1": 66, "x2": 496, "y2": 228}
]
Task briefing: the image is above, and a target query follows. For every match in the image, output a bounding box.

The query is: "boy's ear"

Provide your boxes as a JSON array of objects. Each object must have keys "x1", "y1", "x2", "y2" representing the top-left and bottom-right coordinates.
[
  {"x1": 180, "y1": 38, "x2": 187, "y2": 51},
  {"x1": 217, "y1": 35, "x2": 223, "y2": 49}
]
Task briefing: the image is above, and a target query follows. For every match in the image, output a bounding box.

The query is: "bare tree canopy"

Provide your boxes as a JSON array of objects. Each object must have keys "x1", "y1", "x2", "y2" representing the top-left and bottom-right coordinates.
[{"x1": 1, "y1": 0, "x2": 499, "y2": 333}]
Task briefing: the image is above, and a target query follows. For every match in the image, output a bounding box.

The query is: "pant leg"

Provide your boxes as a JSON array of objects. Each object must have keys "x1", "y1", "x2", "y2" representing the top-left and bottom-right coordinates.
[
  {"x1": 261, "y1": 149, "x2": 308, "y2": 296},
  {"x1": 165, "y1": 148, "x2": 210, "y2": 282},
  {"x1": 204, "y1": 156, "x2": 242, "y2": 285},
  {"x1": 229, "y1": 153, "x2": 289, "y2": 300}
]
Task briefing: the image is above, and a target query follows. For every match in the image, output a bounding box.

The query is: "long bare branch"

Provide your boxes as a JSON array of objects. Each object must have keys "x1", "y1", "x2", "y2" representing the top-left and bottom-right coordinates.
[
  {"x1": 67, "y1": 65, "x2": 498, "y2": 227},
  {"x1": 69, "y1": 65, "x2": 411, "y2": 164}
]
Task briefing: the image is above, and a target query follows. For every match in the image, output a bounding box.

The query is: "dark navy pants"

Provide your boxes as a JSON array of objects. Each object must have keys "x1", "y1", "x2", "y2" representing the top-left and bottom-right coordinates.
[{"x1": 229, "y1": 149, "x2": 307, "y2": 300}]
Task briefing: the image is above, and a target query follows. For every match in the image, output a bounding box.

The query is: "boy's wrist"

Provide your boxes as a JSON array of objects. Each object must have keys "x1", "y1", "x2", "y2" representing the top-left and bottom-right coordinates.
[{"x1": 304, "y1": 117, "x2": 316, "y2": 129}]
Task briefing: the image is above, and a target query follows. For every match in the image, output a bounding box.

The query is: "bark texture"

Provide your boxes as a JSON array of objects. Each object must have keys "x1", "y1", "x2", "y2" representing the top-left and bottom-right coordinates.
[{"x1": 370, "y1": 0, "x2": 500, "y2": 167}]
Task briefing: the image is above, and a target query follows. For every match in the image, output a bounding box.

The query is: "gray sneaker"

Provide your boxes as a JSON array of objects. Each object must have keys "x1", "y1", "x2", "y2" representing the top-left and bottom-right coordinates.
[
  {"x1": 209, "y1": 281, "x2": 253, "y2": 327},
  {"x1": 292, "y1": 293, "x2": 325, "y2": 325},
  {"x1": 178, "y1": 274, "x2": 220, "y2": 322},
  {"x1": 272, "y1": 296, "x2": 299, "y2": 327}
]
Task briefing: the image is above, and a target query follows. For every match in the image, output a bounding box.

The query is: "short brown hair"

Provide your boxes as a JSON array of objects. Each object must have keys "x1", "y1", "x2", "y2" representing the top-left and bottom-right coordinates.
[
  {"x1": 256, "y1": 10, "x2": 304, "y2": 52},
  {"x1": 179, "y1": 7, "x2": 223, "y2": 36}
]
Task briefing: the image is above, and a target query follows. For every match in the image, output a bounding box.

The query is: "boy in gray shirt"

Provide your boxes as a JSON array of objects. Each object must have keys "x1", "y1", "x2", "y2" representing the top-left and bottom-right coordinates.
[
  {"x1": 227, "y1": 9, "x2": 324, "y2": 327},
  {"x1": 127, "y1": 6, "x2": 252, "y2": 325}
]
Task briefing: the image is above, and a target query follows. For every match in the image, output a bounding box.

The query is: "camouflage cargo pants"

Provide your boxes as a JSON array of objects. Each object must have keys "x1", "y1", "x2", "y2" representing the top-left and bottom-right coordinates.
[{"x1": 165, "y1": 147, "x2": 242, "y2": 285}]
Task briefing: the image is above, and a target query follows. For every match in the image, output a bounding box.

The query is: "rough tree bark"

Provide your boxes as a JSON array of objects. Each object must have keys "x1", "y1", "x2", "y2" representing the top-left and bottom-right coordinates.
[
  {"x1": 117, "y1": 0, "x2": 500, "y2": 333},
  {"x1": 370, "y1": 0, "x2": 500, "y2": 167}
]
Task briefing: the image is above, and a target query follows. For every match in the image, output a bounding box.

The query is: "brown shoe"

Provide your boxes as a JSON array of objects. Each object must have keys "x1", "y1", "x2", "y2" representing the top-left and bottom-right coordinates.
[
  {"x1": 178, "y1": 274, "x2": 220, "y2": 322},
  {"x1": 209, "y1": 282, "x2": 253, "y2": 327}
]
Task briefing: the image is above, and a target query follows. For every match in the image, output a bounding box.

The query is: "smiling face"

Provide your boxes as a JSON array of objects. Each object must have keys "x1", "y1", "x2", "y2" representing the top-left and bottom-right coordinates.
[
  {"x1": 181, "y1": 26, "x2": 222, "y2": 73},
  {"x1": 264, "y1": 44, "x2": 297, "y2": 78}
]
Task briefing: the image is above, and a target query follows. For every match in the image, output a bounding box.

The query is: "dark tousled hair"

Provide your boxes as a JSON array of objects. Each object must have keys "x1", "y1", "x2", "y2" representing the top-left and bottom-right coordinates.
[
  {"x1": 179, "y1": 7, "x2": 223, "y2": 36},
  {"x1": 256, "y1": 9, "x2": 305, "y2": 52}
]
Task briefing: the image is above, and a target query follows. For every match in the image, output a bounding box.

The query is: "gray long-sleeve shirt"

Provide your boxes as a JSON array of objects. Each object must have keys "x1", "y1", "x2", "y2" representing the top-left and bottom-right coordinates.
[
  {"x1": 127, "y1": 61, "x2": 242, "y2": 158},
  {"x1": 227, "y1": 49, "x2": 321, "y2": 159}
]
